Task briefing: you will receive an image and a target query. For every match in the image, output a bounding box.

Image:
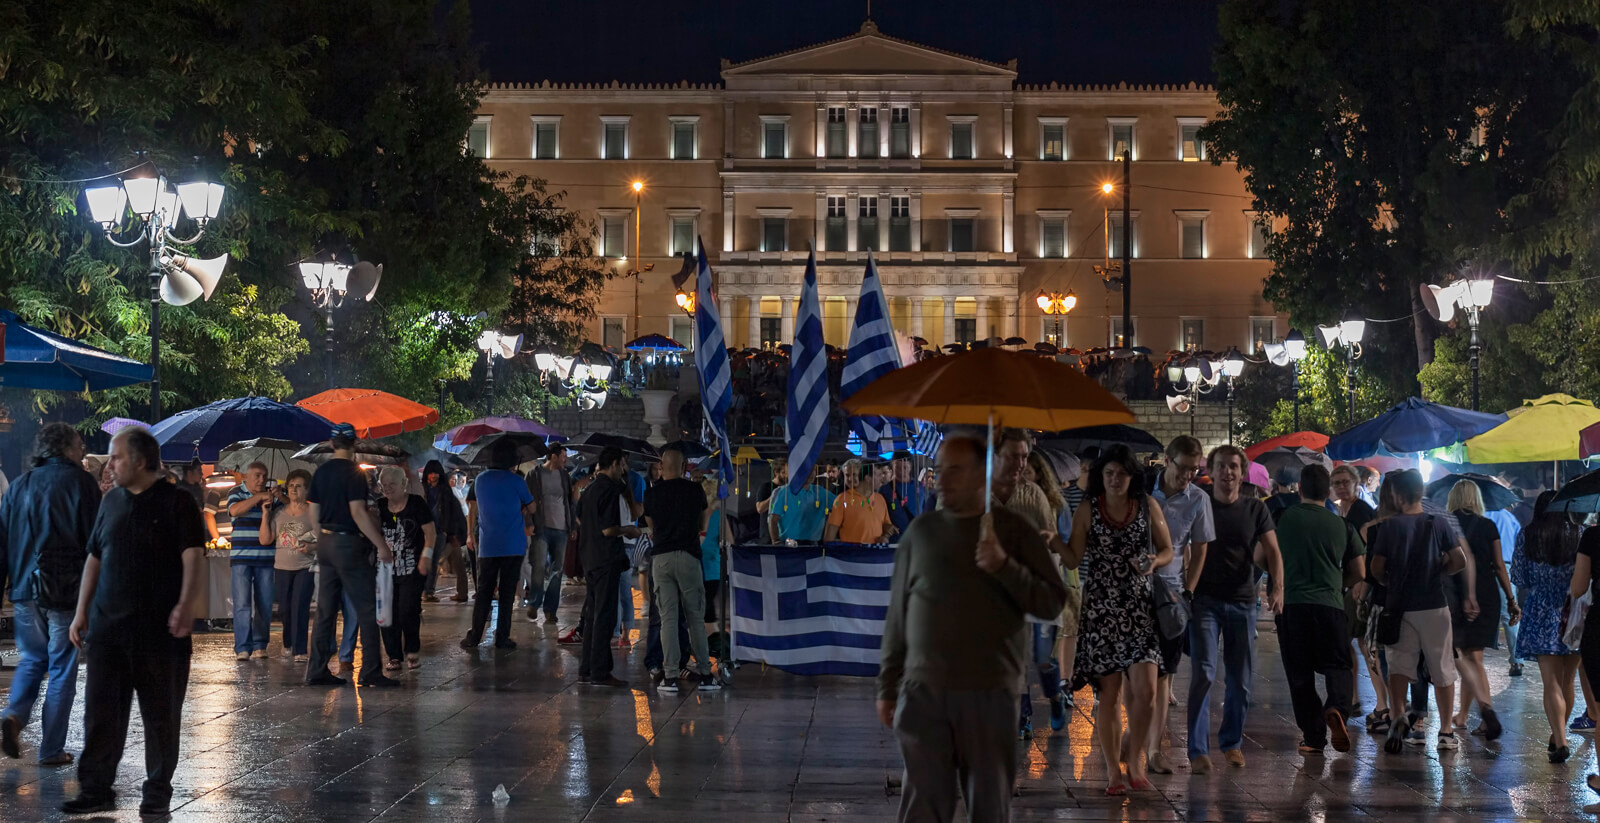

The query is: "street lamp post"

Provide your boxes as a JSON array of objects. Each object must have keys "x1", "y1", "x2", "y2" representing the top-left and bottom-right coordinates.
[
  {"x1": 534, "y1": 350, "x2": 611, "y2": 434},
  {"x1": 477, "y1": 328, "x2": 523, "y2": 416},
  {"x1": 1285, "y1": 328, "x2": 1307, "y2": 430},
  {"x1": 1034, "y1": 290, "x2": 1078, "y2": 346},
  {"x1": 627, "y1": 180, "x2": 654, "y2": 341},
  {"x1": 1221, "y1": 347, "x2": 1245, "y2": 445},
  {"x1": 1422, "y1": 279, "x2": 1496, "y2": 410},
  {"x1": 1317, "y1": 312, "x2": 1366, "y2": 425},
  {"x1": 299, "y1": 260, "x2": 382, "y2": 389},
  {"x1": 85, "y1": 170, "x2": 228, "y2": 420}
]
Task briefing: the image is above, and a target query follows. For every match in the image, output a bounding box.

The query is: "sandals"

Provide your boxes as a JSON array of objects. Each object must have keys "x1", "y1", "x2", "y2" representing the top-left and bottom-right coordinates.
[
  {"x1": 384, "y1": 659, "x2": 402, "y2": 672},
  {"x1": 407, "y1": 654, "x2": 422, "y2": 669},
  {"x1": 1365, "y1": 708, "x2": 1391, "y2": 734},
  {"x1": 1105, "y1": 783, "x2": 1128, "y2": 797}
]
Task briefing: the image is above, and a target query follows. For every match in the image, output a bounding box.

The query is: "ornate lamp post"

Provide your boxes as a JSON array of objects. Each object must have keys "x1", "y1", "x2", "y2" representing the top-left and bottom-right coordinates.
[
  {"x1": 85, "y1": 170, "x2": 228, "y2": 420},
  {"x1": 1034, "y1": 290, "x2": 1078, "y2": 347},
  {"x1": 1422, "y1": 278, "x2": 1495, "y2": 410},
  {"x1": 1318, "y1": 312, "x2": 1367, "y2": 424},
  {"x1": 477, "y1": 329, "x2": 523, "y2": 416},
  {"x1": 298, "y1": 260, "x2": 382, "y2": 389},
  {"x1": 1220, "y1": 347, "x2": 1246, "y2": 445}
]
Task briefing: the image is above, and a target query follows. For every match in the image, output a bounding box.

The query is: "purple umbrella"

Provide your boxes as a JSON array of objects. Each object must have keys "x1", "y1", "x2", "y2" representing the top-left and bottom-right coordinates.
[
  {"x1": 436, "y1": 416, "x2": 564, "y2": 449},
  {"x1": 100, "y1": 417, "x2": 145, "y2": 435}
]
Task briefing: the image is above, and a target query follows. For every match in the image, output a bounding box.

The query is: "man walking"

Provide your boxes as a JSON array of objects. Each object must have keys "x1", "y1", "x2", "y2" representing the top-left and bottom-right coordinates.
[
  {"x1": 226, "y1": 462, "x2": 279, "y2": 660},
  {"x1": 644, "y1": 447, "x2": 716, "y2": 692},
  {"x1": 1145, "y1": 435, "x2": 1213, "y2": 774},
  {"x1": 526, "y1": 448, "x2": 573, "y2": 623},
  {"x1": 304, "y1": 423, "x2": 397, "y2": 688},
  {"x1": 1188, "y1": 444, "x2": 1283, "y2": 772},
  {"x1": 61, "y1": 427, "x2": 205, "y2": 816},
  {"x1": 461, "y1": 441, "x2": 536, "y2": 650},
  {"x1": 879, "y1": 436, "x2": 1067, "y2": 823},
  {"x1": 0, "y1": 423, "x2": 100, "y2": 766},
  {"x1": 1274, "y1": 465, "x2": 1365, "y2": 755},
  {"x1": 577, "y1": 447, "x2": 638, "y2": 687}
]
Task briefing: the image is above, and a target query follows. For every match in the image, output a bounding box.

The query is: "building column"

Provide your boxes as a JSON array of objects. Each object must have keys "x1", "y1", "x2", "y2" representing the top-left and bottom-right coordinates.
[
  {"x1": 910, "y1": 297, "x2": 925, "y2": 339},
  {"x1": 780, "y1": 296, "x2": 795, "y2": 342},
  {"x1": 846, "y1": 190, "x2": 859, "y2": 251},
  {"x1": 1003, "y1": 102, "x2": 1014, "y2": 160},
  {"x1": 1004, "y1": 297, "x2": 1018, "y2": 339},
  {"x1": 815, "y1": 190, "x2": 827, "y2": 252},
  {"x1": 845, "y1": 297, "x2": 860, "y2": 339},
  {"x1": 910, "y1": 101, "x2": 922, "y2": 159},
  {"x1": 944, "y1": 297, "x2": 956, "y2": 346},
  {"x1": 909, "y1": 193, "x2": 922, "y2": 252},
  {"x1": 1002, "y1": 190, "x2": 1016, "y2": 254},
  {"x1": 747, "y1": 297, "x2": 762, "y2": 349},
  {"x1": 878, "y1": 102, "x2": 890, "y2": 159},
  {"x1": 722, "y1": 191, "x2": 735, "y2": 252},
  {"x1": 815, "y1": 101, "x2": 826, "y2": 168},
  {"x1": 847, "y1": 102, "x2": 858, "y2": 158},
  {"x1": 718, "y1": 295, "x2": 733, "y2": 340},
  {"x1": 878, "y1": 189, "x2": 891, "y2": 252}
]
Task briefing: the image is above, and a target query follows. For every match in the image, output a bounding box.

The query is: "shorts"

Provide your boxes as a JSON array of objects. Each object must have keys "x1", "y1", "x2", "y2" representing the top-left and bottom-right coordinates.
[
  {"x1": 1159, "y1": 627, "x2": 1188, "y2": 676},
  {"x1": 1060, "y1": 582, "x2": 1082, "y2": 636},
  {"x1": 1383, "y1": 606, "x2": 1457, "y2": 687}
]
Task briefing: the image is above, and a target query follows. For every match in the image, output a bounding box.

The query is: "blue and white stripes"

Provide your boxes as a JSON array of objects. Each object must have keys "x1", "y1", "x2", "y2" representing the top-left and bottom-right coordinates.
[
  {"x1": 786, "y1": 248, "x2": 829, "y2": 494},
  {"x1": 840, "y1": 255, "x2": 912, "y2": 453},
  {"x1": 730, "y1": 544, "x2": 895, "y2": 677},
  {"x1": 693, "y1": 241, "x2": 734, "y2": 498}
]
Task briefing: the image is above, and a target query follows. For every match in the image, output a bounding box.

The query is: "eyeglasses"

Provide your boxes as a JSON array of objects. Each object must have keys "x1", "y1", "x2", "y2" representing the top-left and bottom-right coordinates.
[{"x1": 1170, "y1": 461, "x2": 1201, "y2": 476}]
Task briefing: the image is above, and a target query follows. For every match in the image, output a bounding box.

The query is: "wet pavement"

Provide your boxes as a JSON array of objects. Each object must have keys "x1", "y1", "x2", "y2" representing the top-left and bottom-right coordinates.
[{"x1": 3, "y1": 577, "x2": 1600, "y2": 822}]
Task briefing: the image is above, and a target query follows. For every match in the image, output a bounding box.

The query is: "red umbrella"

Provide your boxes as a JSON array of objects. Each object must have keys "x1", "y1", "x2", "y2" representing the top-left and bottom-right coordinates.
[
  {"x1": 1583, "y1": 421, "x2": 1600, "y2": 460},
  {"x1": 295, "y1": 388, "x2": 438, "y2": 439},
  {"x1": 1244, "y1": 431, "x2": 1329, "y2": 461}
]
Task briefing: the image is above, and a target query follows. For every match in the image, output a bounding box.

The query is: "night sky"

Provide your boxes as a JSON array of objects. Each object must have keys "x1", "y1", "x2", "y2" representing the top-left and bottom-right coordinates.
[{"x1": 467, "y1": 0, "x2": 1224, "y2": 87}]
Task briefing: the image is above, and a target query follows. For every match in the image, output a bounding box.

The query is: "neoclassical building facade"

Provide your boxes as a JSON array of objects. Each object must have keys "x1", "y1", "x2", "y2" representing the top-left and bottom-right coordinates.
[{"x1": 476, "y1": 21, "x2": 1282, "y2": 354}]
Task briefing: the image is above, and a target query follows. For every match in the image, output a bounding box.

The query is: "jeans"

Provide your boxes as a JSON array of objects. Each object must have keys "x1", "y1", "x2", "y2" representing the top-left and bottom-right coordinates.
[
  {"x1": 381, "y1": 572, "x2": 426, "y2": 660},
  {"x1": 78, "y1": 644, "x2": 190, "y2": 808},
  {"x1": 339, "y1": 592, "x2": 359, "y2": 661},
  {"x1": 3, "y1": 601, "x2": 79, "y2": 760},
  {"x1": 469, "y1": 555, "x2": 523, "y2": 644},
  {"x1": 307, "y1": 533, "x2": 381, "y2": 684},
  {"x1": 1187, "y1": 595, "x2": 1257, "y2": 757},
  {"x1": 230, "y1": 563, "x2": 275, "y2": 654},
  {"x1": 1020, "y1": 623, "x2": 1061, "y2": 721},
  {"x1": 644, "y1": 570, "x2": 692, "y2": 672},
  {"x1": 274, "y1": 568, "x2": 315, "y2": 656},
  {"x1": 538, "y1": 528, "x2": 567, "y2": 616},
  {"x1": 1505, "y1": 581, "x2": 1522, "y2": 664},
  {"x1": 616, "y1": 568, "x2": 636, "y2": 637},
  {"x1": 653, "y1": 551, "x2": 712, "y2": 675},
  {"x1": 579, "y1": 558, "x2": 626, "y2": 681}
]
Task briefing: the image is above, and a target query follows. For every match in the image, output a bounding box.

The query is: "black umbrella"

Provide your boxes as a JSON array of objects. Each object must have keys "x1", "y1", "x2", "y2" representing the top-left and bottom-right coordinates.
[
  {"x1": 1426, "y1": 472, "x2": 1522, "y2": 512},
  {"x1": 460, "y1": 431, "x2": 550, "y2": 468},
  {"x1": 568, "y1": 431, "x2": 660, "y2": 460},
  {"x1": 1254, "y1": 446, "x2": 1334, "y2": 484},
  {"x1": 1552, "y1": 468, "x2": 1600, "y2": 513},
  {"x1": 407, "y1": 447, "x2": 468, "y2": 472},
  {"x1": 660, "y1": 440, "x2": 713, "y2": 460},
  {"x1": 292, "y1": 439, "x2": 410, "y2": 466},
  {"x1": 1039, "y1": 424, "x2": 1163, "y2": 455}
]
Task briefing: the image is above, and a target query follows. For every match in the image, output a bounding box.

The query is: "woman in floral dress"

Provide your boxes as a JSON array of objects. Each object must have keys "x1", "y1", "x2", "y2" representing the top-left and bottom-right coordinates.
[
  {"x1": 1512, "y1": 490, "x2": 1586, "y2": 762},
  {"x1": 1063, "y1": 445, "x2": 1174, "y2": 795}
]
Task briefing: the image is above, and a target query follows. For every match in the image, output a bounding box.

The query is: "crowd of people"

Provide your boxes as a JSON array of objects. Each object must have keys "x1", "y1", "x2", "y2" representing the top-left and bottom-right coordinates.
[{"x1": 877, "y1": 428, "x2": 1600, "y2": 821}]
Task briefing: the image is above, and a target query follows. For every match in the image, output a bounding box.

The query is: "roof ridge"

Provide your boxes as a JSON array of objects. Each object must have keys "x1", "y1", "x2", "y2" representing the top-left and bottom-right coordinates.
[{"x1": 721, "y1": 20, "x2": 1016, "y2": 73}]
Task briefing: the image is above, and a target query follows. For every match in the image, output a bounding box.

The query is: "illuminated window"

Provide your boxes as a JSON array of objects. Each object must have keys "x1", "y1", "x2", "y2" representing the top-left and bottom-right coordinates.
[
  {"x1": 826, "y1": 107, "x2": 847, "y2": 158},
  {"x1": 1250, "y1": 317, "x2": 1276, "y2": 353},
  {"x1": 826, "y1": 196, "x2": 846, "y2": 251},
  {"x1": 466, "y1": 118, "x2": 490, "y2": 157},
  {"x1": 1108, "y1": 118, "x2": 1137, "y2": 160},
  {"x1": 859, "y1": 197, "x2": 879, "y2": 252},
  {"x1": 859, "y1": 108, "x2": 879, "y2": 158},
  {"x1": 1179, "y1": 121, "x2": 1207, "y2": 161},
  {"x1": 1181, "y1": 318, "x2": 1205, "y2": 351},
  {"x1": 1040, "y1": 118, "x2": 1067, "y2": 161}
]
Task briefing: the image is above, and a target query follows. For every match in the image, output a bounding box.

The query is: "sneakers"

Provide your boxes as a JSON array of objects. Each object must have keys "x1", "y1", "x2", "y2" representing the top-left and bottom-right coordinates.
[
  {"x1": 235, "y1": 651, "x2": 250, "y2": 661},
  {"x1": 1, "y1": 714, "x2": 20, "y2": 758},
  {"x1": 60, "y1": 794, "x2": 117, "y2": 815},
  {"x1": 649, "y1": 668, "x2": 665, "y2": 688},
  {"x1": 1019, "y1": 717, "x2": 1033, "y2": 740},
  {"x1": 1404, "y1": 728, "x2": 1427, "y2": 746},
  {"x1": 697, "y1": 673, "x2": 722, "y2": 691},
  {"x1": 1384, "y1": 715, "x2": 1410, "y2": 754},
  {"x1": 658, "y1": 676, "x2": 680, "y2": 693},
  {"x1": 1325, "y1": 708, "x2": 1350, "y2": 753},
  {"x1": 1062, "y1": 692, "x2": 1075, "y2": 708},
  {"x1": 1436, "y1": 732, "x2": 1459, "y2": 750},
  {"x1": 1571, "y1": 715, "x2": 1597, "y2": 732},
  {"x1": 1049, "y1": 694, "x2": 1068, "y2": 731},
  {"x1": 1223, "y1": 749, "x2": 1245, "y2": 767},
  {"x1": 558, "y1": 628, "x2": 583, "y2": 645},
  {"x1": 1190, "y1": 755, "x2": 1212, "y2": 774},
  {"x1": 249, "y1": 649, "x2": 268, "y2": 660}
]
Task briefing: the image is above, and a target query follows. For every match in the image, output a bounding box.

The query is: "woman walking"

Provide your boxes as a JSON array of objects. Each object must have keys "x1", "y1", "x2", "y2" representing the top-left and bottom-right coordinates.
[
  {"x1": 1512, "y1": 490, "x2": 1586, "y2": 762},
  {"x1": 377, "y1": 466, "x2": 435, "y2": 671},
  {"x1": 1447, "y1": 481, "x2": 1515, "y2": 739},
  {"x1": 1062, "y1": 445, "x2": 1174, "y2": 794},
  {"x1": 1568, "y1": 520, "x2": 1600, "y2": 793},
  {"x1": 272, "y1": 470, "x2": 317, "y2": 662}
]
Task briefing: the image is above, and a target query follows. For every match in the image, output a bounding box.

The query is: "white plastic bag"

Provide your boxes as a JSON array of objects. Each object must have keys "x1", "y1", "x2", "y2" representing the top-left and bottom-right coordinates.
[
  {"x1": 1562, "y1": 589, "x2": 1592, "y2": 651},
  {"x1": 375, "y1": 560, "x2": 395, "y2": 628}
]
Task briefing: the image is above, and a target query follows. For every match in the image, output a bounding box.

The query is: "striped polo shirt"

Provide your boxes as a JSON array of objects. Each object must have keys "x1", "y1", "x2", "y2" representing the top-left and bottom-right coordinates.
[{"x1": 226, "y1": 485, "x2": 277, "y2": 565}]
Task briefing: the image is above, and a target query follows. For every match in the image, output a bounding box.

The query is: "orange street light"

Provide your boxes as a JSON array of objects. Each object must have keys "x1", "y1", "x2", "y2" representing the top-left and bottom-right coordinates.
[
  {"x1": 1037, "y1": 290, "x2": 1077, "y2": 347},
  {"x1": 1101, "y1": 182, "x2": 1115, "y2": 194},
  {"x1": 631, "y1": 180, "x2": 644, "y2": 193},
  {"x1": 675, "y1": 289, "x2": 695, "y2": 315}
]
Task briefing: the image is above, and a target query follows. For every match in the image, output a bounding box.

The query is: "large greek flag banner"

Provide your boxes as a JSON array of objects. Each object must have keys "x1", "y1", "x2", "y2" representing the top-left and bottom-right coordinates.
[{"x1": 730, "y1": 544, "x2": 895, "y2": 676}]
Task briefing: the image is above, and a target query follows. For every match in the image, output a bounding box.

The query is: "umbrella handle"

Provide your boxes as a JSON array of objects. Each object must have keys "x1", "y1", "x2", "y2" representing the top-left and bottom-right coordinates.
[{"x1": 985, "y1": 410, "x2": 994, "y2": 515}]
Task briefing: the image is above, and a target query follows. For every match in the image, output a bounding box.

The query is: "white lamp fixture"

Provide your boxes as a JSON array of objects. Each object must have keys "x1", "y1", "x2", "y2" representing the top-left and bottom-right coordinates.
[
  {"x1": 1284, "y1": 328, "x2": 1307, "y2": 361},
  {"x1": 1221, "y1": 347, "x2": 1246, "y2": 378}
]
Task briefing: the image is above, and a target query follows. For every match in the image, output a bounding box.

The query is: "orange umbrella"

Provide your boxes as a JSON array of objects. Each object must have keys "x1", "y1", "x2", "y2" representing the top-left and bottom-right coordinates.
[
  {"x1": 296, "y1": 388, "x2": 439, "y2": 439},
  {"x1": 840, "y1": 347, "x2": 1134, "y2": 511},
  {"x1": 1244, "y1": 431, "x2": 1329, "y2": 461}
]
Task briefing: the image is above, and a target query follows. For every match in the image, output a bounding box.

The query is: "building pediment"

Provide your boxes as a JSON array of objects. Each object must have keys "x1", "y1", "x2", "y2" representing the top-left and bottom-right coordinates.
[{"x1": 722, "y1": 21, "x2": 1017, "y2": 84}]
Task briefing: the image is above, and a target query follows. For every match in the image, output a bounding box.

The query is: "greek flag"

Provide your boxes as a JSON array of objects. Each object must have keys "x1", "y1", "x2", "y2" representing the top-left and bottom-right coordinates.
[
  {"x1": 730, "y1": 544, "x2": 895, "y2": 676},
  {"x1": 840, "y1": 255, "x2": 913, "y2": 453},
  {"x1": 693, "y1": 241, "x2": 733, "y2": 497},
  {"x1": 913, "y1": 422, "x2": 943, "y2": 457},
  {"x1": 786, "y1": 248, "x2": 828, "y2": 494}
]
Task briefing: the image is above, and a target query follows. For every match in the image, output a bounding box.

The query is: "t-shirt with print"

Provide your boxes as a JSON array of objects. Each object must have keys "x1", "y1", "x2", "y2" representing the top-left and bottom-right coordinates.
[
  {"x1": 379, "y1": 494, "x2": 435, "y2": 576},
  {"x1": 1195, "y1": 493, "x2": 1275, "y2": 603},
  {"x1": 226, "y1": 485, "x2": 277, "y2": 565},
  {"x1": 1369, "y1": 512, "x2": 1456, "y2": 612},
  {"x1": 466, "y1": 470, "x2": 534, "y2": 558}
]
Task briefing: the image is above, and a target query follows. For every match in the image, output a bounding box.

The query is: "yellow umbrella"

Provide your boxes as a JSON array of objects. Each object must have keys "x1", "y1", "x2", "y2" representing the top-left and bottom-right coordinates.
[
  {"x1": 1463, "y1": 394, "x2": 1600, "y2": 463},
  {"x1": 841, "y1": 347, "x2": 1135, "y2": 511}
]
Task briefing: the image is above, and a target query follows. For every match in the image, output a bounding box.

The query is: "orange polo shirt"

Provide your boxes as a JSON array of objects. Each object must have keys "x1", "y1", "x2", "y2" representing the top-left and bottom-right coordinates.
[{"x1": 826, "y1": 489, "x2": 892, "y2": 544}]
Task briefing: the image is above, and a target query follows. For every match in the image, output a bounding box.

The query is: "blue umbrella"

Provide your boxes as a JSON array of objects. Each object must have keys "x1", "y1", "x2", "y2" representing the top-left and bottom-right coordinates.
[
  {"x1": 625, "y1": 333, "x2": 686, "y2": 352},
  {"x1": 1325, "y1": 397, "x2": 1506, "y2": 461},
  {"x1": 150, "y1": 396, "x2": 334, "y2": 462},
  {"x1": 0, "y1": 309, "x2": 153, "y2": 392}
]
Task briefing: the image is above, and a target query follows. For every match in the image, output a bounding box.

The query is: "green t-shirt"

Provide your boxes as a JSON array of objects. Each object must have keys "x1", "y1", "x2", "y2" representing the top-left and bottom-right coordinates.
[{"x1": 1277, "y1": 502, "x2": 1363, "y2": 610}]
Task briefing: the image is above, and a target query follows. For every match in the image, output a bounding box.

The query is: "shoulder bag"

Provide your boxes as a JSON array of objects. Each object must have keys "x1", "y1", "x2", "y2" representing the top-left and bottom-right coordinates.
[
  {"x1": 1373, "y1": 516, "x2": 1433, "y2": 646},
  {"x1": 1147, "y1": 498, "x2": 1190, "y2": 639}
]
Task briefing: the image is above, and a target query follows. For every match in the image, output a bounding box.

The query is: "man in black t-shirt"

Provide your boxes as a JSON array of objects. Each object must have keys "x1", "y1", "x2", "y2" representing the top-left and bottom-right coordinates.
[
  {"x1": 63, "y1": 428, "x2": 206, "y2": 817},
  {"x1": 575, "y1": 448, "x2": 637, "y2": 687},
  {"x1": 303, "y1": 424, "x2": 396, "y2": 689},
  {"x1": 643, "y1": 447, "x2": 713, "y2": 691},
  {"x1": 1186, "y1": 444, "x2": 1283, "y2": 774}
]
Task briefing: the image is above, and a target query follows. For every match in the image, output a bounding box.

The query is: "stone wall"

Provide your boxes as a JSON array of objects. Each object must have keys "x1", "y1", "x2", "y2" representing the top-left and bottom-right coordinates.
[
  {"x1": 545, "y1": 395, "x2": 651, "y2": 441},
  {"x1": 1123, "y1": 399, "x2": 1236, "y2": 456}
]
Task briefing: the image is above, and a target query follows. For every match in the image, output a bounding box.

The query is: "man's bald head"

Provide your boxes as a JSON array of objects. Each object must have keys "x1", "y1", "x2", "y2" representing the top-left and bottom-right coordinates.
[{"x1": 661, "y1": 447, "x2": 685, "y2": 479}]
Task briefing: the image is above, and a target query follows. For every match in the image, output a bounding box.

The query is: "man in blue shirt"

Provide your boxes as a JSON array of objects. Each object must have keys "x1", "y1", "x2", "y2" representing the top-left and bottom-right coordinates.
[
  {"x1": 877, "y1": 451, "x2": 922, "y2": 541},
  {"x1": 767, "y1": 471, "x2": 836, "y2": 544},
  {"x1": 1485, "y1": 505, "x2": 1525, "y2": 674},
  {"x1": 461, "y1": 442, "x2": 536, "y2": 650},
  {"x1": 226, "y1": 462, "x2": 279, "y2": 661},
  {"x1": 1147, "y1": 435, "x2": 1214, "y2": 774}
]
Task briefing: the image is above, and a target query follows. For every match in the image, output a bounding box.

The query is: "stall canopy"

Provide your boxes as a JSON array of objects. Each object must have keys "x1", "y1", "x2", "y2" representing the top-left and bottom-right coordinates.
[
  {"x1": 1463, "y1": 394, "x2": 1600, "y2": 463},
  {"x1": 0, "y1": 309, "x2": 153, "y2": 392},
  {"x1": 295, "y1": 388, "x2": 438, "y2": 439},
  {"x1": 1325, "y1": 397, "x2": 1505, "y2": 461}
]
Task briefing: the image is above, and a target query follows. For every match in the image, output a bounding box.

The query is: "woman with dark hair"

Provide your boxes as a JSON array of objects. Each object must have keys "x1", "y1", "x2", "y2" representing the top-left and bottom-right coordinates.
[
  {"x1": 1061, "y1": 444, "x2": 1174, "y2": 795},
  {"x1": 420, "y1": 460, "x2": 467, "y2": 603},
  {"x1": 273, "y1": 469, "x2": 317, "y2": 662},
  {"x1": 1512, "y1": 490, "x2": 1586, "y2": 762}
]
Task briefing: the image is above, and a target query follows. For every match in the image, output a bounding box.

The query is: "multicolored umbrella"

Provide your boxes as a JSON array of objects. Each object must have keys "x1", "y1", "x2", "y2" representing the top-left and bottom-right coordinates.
[
  {"x1": 99, "y1": 417, "x2": 146, "y2": 436},
  {"x1": 436, "y1": 416, "x2": 563, "y2": 449},
  {"x1": 1325, "y1": 397, "x2": 1505, "y2": 461}
]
